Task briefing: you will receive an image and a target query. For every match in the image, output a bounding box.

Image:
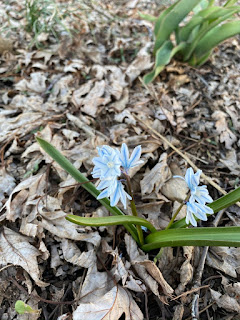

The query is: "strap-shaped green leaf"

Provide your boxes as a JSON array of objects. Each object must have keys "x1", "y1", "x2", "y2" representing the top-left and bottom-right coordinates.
[
  {"x1": 66, "y1": 214, "x2": 157, "y2": 233},
  {"x1": 177, "y1": 6, "x2": 239, "y2": 43},
  {"x1": 154, "y1": 0, "x2": 201, "y2": 53},
  {"x1": 36, "y1": 137, "x2": 140, "y2": 243},
  {"x1": 183, "y1": 9, "x2": 240, "y2": 61},
  {"x1": 138, "y1": 12, "x2": 157, "y2": 22},
  {"x1": 143, "y1": 41, "x2": 186, "y2": 84},
  {"x1": 141, "y1": 227, "x2": 240, "y2": 251},
  {"x1": 192, "y1": 20, "x2": 240, "y2": 65},
  {"x1": 154, "y1": 1, "x2": 178, "y2": 38},
  {"x1": 171, "y1": 186, "x2": 240, "y2": 229}
]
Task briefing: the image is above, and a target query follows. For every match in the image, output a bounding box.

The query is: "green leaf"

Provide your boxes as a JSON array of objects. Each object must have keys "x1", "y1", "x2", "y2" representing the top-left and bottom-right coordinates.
[
  {"x1": 138, "y1": 12, "x2": 157, "y2": 22},
  {"x1": 143, "y1": 40, "x2": 186, "y2": 84},
  {"x1": 154, "y1": 1, "x2": 178, "y2": 38},
  {"x1": 177, "y1": 6, "x2": 238, "y2": 43},
  {"x1": 66, "y1": 214, "x2": 157, "y2": 233},
  {"x1": 191, "y1": 20, "x2": 240, "y2": 65},
  {"x1": 141, "y1": 227, "x2": 240, "y2": 251},
  {"x1": 224, "y1": 0, "x2": 238, "y2": 7},
  {"x1": 15, "y1": 301, "x2": 36, "y2": 315},
  {"x1": 36, "y1": 137, "x2": 140, "y2": 244},
  {"x1": 171, "y1": 186, "x2": 240, "y2": 229},
  {"x1": 183, "y1": 8, "x2": 240, "y2": 62},
  {"x1": 154, "y1": 0, "x2": 201, "y2": 53}
]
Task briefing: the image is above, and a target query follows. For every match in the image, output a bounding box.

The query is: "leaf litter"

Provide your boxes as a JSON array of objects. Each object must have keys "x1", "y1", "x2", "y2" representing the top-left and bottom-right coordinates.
[{"x1": 0, "y1": 0, "x2": 240, "y2": 319}]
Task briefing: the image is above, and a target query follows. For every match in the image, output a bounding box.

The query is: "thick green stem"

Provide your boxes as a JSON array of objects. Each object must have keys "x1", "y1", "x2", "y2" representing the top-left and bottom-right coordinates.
[{"x1": 125, "y1": 174, "x2": 144, "y2": 246}]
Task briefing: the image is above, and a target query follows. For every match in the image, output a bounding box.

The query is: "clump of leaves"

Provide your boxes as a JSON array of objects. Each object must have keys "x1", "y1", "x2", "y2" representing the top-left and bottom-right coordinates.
[
  {"x1": 141, "y1": 0, "x2": 240, "y2": 84},
  {"x1": 25, "y1": 0, "x2": 71, "y2": 47}
]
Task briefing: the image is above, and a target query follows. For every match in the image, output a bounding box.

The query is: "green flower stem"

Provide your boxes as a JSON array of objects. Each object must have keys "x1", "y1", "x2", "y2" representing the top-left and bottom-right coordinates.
[
  {"x1": 154, "y1": 247, "x2": 164, "y2": 264},
  {"x1": 125, "y1": 174, "x2": 144, "y2": 246},
  {"x1": 166, "y1": 193, "x2": 190, "y2": 230},
  {"x1": 154, "y1": 194, "x2": 190, "y2": 262}
]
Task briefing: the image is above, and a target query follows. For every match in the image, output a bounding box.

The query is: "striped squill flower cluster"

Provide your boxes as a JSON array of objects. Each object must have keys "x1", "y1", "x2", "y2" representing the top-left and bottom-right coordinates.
[
  {"x1": 92, "y1": 144, "x2": 143, "y2": 209},
  {"x1": 182, "y1": 168, "x2": 214, "y2": 226}
]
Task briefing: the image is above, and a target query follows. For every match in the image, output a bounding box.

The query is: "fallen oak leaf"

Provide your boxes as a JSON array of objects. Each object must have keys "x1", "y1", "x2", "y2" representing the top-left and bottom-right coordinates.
[
  {"x1": 72, "y1": 285, "x2": 143, "y2": 320},
  {"x1": 0, "y1": 227, "x2": 48, "y2": 287}
]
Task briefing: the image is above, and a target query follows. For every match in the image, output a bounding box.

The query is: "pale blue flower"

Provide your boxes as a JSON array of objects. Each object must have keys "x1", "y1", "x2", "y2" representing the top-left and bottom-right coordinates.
[
  {"x1": 92, "y1": 144, "x2": 144, "y2": 209},
  {"x1": 186, "y1": 199, "x2": 214, "y2": 227},
  {"x1": 174, "y1": 167, "x2": 214, "y2": 226},
  {"x1": 184, "y1": 168, "x2": 213, "y2": 205},
  {"x1": 96, "y1": 178, "x2": 132, "y2": 209},
  {"x1": 117, "y1": 143, "x2": 144, "y2": 174},
  {"x1": 92, "y1": 145, "x2": 121, "y2": 179},
  {"x1": 109, "y1": 180, "x2": 132, "y2": 209}
]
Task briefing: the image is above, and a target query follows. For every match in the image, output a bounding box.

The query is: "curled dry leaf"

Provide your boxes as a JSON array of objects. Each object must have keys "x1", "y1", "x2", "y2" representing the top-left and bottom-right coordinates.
[
  {"x1": 36, "y1": 196, "x2": 101, "y2": 246},
  {"x1": 61, "y1": 239, "x2": 96, "y2": 268},
  {"x1": 210, "y1": 288, "x2": 240, "y2": 313},
  {"x1": 125, "y1": 43, "x2": 153, "y2": 83},
  {"x1": 72, "y1": 285, "x2": 143, "y2": 320},
  {"x1": 15, "y1": 72, "x2": 47, "y2": 93},
  {"x1": 161, "y1": 177, "x2": 188, "y2": 202},
  {"x1": 0, "y1": 227, "x2": 48, "y2": 287},
  {"x1": 0, "y1": 168, "x2": 16, "y2": 208},
  {"x1": 212, "y1": 110, "x2": 237, "y2": 150},
  {"x1": 125, "y1": 234, "x2": 173, "y2": 303},
  {"x1": 220, "y1": 150, "x2": 240, "y2": 175},
  {"x1": 136, "y1": 260, "x2": 174, "y2": 297},
  {"x1": 175, "y1": 246, "x2": 194, "y2": 295},
  {"x1": 141, "y1": 153, "x2": 171, "y2": 196},
  {"x1": 206, "y1": 247, "x2": 240, "y2": 278}
]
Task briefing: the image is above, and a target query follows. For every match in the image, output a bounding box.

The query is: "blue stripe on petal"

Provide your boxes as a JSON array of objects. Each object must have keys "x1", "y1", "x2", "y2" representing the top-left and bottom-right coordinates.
[
  {"x1": 185, "y1": 168, "x2": 194, "y2": 190},
  {"x1": 110, "y1": 184, "x2": 120, "y2": 207},
  {"x1": 129, "y1": 145, "x2": 141, "y2": 168},
  {"x1": 97, "y1": 189, "x2": 109, "y2": 200},
  {"x1": 192, "y1": 170, "x2": 202, "y2": 186},
  {"x1": 121, "y1": 143, "x2": 129, "y2": 168}
]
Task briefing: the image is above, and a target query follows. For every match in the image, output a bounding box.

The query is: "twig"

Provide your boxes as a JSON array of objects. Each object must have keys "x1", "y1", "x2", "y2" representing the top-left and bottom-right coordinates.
[{"x1": 9, "y1": 277, "x2": 79, "y2": 305}]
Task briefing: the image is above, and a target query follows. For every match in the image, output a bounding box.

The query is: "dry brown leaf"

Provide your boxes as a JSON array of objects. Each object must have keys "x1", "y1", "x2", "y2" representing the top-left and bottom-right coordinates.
[
  {"x1": 0, "y1": 112, "x2": 43, "y2": 143},
  {"x1": 141, "y1": 153, "x2": 171, "y2": 196},
  {"x1": 0, "y1": 36, "x2": 13, "y2": 54},
  {"x1": 36, "y1": 196, "x2": 101, "y2": 246},
  {"x1": 61, "y1": 239, "x2": 96, "y2": 268},
  {"x1": 210, "y1": 289, "x2": 240, "y2": 313},
  {"x1": 136, "y1": 260, "x2": 174, "y2": 296},
  {"x1": 125, "y1": 43, "x2": 153, "y2": 83},
  {"x1": 220, "y1": 150, "x2": 240, "y2": 175},
  {"x1": 206, "y1": 247, "x2": 240, "y2": 278},
  {"x1": 125, "y1": 234, "x2": 172, "y2": 303},
  {"x1": 175, "y1": 247, "x2": 194, "y2": 295},
  {"x1": 212, "y1": 110, "x2": 237, "y2": 149},
  {"x1": 4, "y1": 173, "x2": 46, "y2": 222},
  {"x1": 81, "y1": 80, "x2": 110, "y2": 117},
  {"x1": 72, "y1": 285, "x2": 143, "y2": 320},
  {"x1": 15, "y1": 72, "x2": 47, "y2": 93},
  {"x1": 161, "y1": 177, "x2": 188, "y2": 202},
  {"x1": 0, "y1": 227, "x2": 48, "y2": 287},
  {"x1": 0, "y1": 168, "x2": 16, "y2": 208}
]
